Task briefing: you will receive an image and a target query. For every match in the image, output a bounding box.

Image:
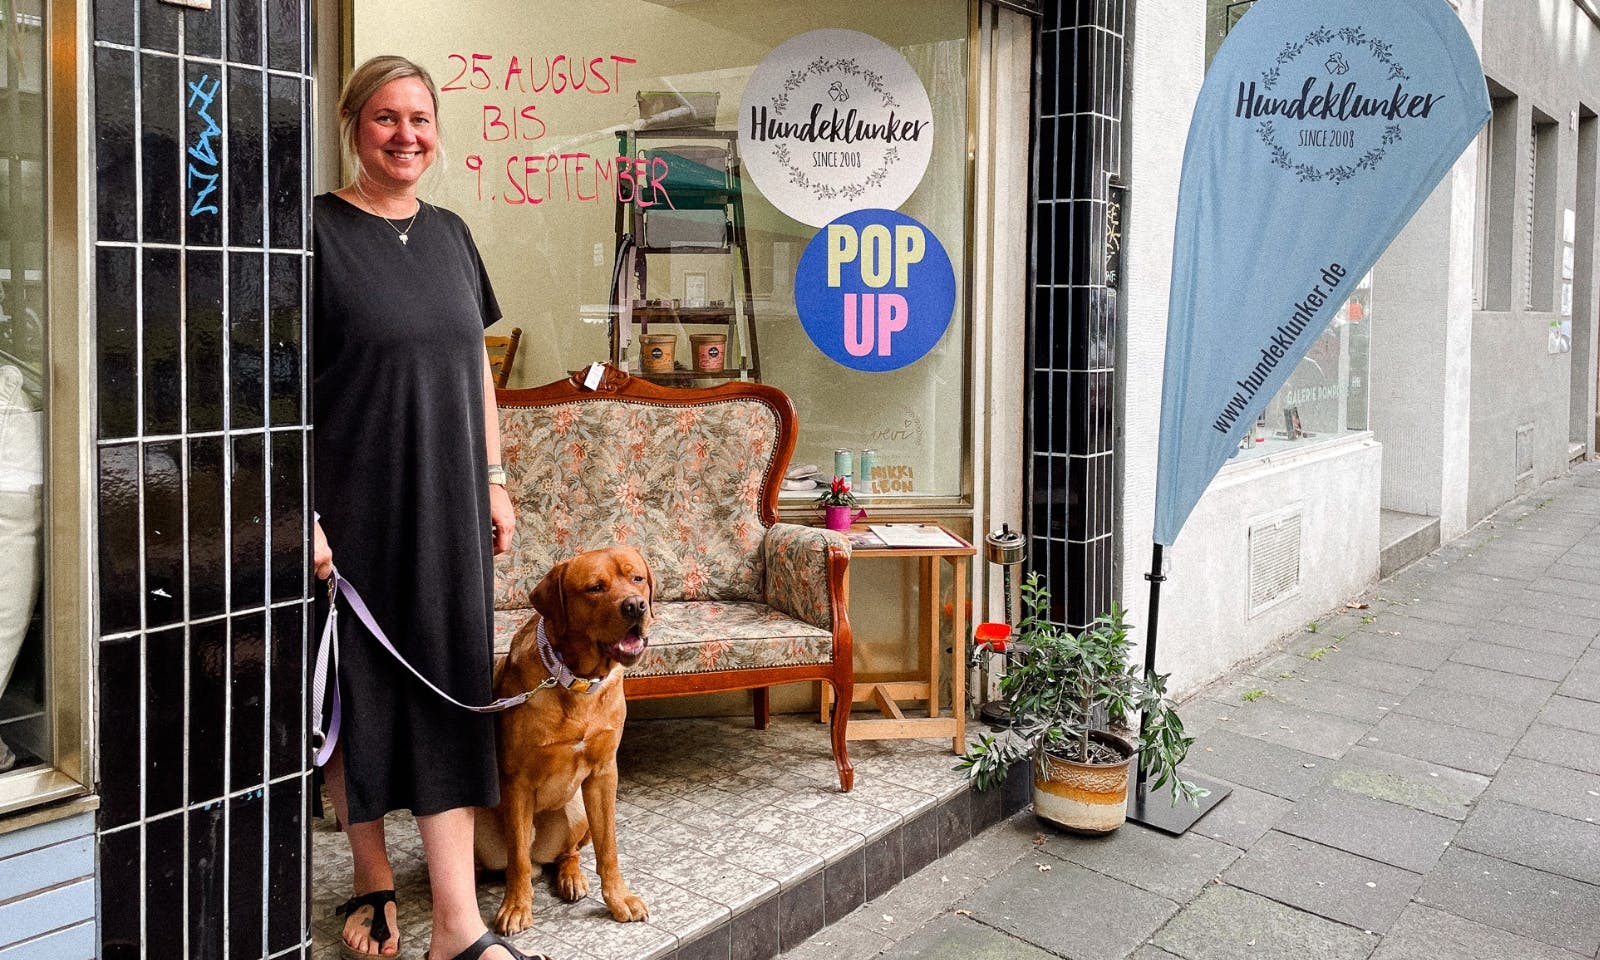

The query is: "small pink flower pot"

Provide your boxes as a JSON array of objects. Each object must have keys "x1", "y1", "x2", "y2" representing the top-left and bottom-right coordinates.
[{"x1": 823, "y1": 506, "x2": 867, "y2": 531}]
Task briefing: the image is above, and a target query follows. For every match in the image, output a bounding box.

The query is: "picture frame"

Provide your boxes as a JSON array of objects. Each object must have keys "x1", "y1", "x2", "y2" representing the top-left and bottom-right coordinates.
[{"x1": 1283, "y1": 405, "x2": 1305, "y2": 440}]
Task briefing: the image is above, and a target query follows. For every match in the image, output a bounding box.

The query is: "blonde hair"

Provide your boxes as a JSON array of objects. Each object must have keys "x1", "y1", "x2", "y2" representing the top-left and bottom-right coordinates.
[{"x1": 337, "y1": 55, "x2": 445, "y2": 191}]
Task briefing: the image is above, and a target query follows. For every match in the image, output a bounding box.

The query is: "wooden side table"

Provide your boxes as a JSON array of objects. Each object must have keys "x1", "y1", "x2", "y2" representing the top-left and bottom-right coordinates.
[{"x1": 821, "y1": 525, "x2": 977, "y2": 754}]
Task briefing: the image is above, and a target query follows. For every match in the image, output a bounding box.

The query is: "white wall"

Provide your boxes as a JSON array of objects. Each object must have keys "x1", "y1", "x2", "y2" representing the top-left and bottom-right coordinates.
[{"x1": 1152, "y1": 439, "x2": 1381, "y2": 699}]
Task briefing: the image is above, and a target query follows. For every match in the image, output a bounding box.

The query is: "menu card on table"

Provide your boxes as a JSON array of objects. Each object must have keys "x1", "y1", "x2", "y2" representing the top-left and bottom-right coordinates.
[{"x1": 867, "y1": 524, "x2": 966, "y2": 549}]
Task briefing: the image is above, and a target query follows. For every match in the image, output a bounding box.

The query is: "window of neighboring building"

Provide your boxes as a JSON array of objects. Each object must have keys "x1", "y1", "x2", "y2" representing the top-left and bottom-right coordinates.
[
  {"x1": 0, "y1": 0, "x2": 49, "y2": 790},
  {"x1": 1479, "y1": 88, "x2": 1519, "y2": 312},
  {"x1": 1473, "y1": 123, "x2": 1492, "y2": 307},
  {"x1": 349, "y1": 0, "x2": 972, "y2": 508},
  {"x1": 1528, "y1": 114, "x2": 1559, "y2": 311},
  {"x1": 1204, "y1": 0, "x2": 1372, "y2": 461}
]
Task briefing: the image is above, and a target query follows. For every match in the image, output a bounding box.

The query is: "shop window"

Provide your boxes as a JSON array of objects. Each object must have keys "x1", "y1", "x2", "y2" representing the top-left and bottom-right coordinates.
[
  {"x1": 1204, "y1": 0, "x2": 1371, "y2": 461},
  {"x1": 1, "y1": 0, "x2": 90, "y2": 823},
  {"x1": 0, "y1": 0, "x2": 47, "y2": 788},
  {"x1": 349, "y1": 0, "x2": 971, "y2": 507}
]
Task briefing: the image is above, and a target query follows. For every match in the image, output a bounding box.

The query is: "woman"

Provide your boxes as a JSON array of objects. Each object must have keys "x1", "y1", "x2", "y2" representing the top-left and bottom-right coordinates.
[{"x1": 312, "y1": 55, "x2": 541, "y2": 960}]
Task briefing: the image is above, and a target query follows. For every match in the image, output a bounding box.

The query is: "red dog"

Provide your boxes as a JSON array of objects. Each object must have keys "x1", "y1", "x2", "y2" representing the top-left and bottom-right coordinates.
[{"x1": 474, "y1": 546, "x2": 652, "y2": 933}]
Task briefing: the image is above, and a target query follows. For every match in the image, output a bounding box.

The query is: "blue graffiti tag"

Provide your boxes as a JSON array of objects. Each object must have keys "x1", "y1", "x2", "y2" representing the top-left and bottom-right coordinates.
[{"x1": 186, "y1": 75, "x2": 221, "y2": 217}]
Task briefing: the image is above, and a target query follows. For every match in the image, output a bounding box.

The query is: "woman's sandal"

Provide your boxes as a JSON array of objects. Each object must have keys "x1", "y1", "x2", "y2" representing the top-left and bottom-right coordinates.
[
  {"x1": 334, "y1": 889, "x2": 399, "y2": 959},
  {"x1": 429, "y1": 929, "x2": 554, "y2": 960}
]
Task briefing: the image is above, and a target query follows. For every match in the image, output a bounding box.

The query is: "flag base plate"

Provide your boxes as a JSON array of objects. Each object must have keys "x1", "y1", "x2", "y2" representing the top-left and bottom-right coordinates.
[{"x1": 1126, "y1": 772, "x2": 1231, "y2": 835}]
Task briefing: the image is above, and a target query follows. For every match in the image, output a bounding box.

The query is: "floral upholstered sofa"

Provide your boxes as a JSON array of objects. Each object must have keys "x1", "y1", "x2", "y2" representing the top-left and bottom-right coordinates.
[{"x1": 493, "y1": 364, "x2": 856, "y2": 790}]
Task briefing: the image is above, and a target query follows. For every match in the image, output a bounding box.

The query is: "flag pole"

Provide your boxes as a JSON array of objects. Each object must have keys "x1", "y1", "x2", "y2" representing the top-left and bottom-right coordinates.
[{"x1": 1126, "y1": 542, "x2": 1230, "y2": 834}]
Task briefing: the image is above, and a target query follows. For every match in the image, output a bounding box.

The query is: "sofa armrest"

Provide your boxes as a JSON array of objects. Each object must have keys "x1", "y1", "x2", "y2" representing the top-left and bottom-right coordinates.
[{"x1": 762, "y1": 523, "x2": 850, "y2": 630}]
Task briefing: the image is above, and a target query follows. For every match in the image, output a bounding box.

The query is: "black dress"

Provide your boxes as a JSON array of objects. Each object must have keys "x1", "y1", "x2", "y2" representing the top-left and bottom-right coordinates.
[{"x1": 312, "y1": 192, "x2": 501, "y2": 823}]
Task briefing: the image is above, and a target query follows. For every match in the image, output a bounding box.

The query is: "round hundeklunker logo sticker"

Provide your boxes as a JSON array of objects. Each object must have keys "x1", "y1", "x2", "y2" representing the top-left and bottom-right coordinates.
[
  {"x1": 1233, "y1": 24, "x2": 1446, "y2": 185},
  {"x1": 740, "y1": 29, "x2": 934, "y2": 227}
]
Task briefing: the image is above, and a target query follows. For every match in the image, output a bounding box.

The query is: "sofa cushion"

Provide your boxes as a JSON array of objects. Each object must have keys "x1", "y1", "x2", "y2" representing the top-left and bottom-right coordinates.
[
  {"x1": 493, "y1": 599, "x2": 833, "y2": 681},
  {"x1": 495, "y1": 398, "x2": 782, "y2": 608}
]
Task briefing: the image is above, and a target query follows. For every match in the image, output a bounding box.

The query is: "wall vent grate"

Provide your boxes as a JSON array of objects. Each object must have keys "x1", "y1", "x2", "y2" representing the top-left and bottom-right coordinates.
[
  {"x1": 1516, "y1": 422, "x2": 1535, "y2": 481},
  {"x1": 1249, "y1": 508, "x2": 1303, "y2": 617}
]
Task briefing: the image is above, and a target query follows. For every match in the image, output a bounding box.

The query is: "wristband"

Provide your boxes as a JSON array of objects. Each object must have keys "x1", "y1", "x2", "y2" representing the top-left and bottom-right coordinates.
[{"x1": 487, "y1": 463, "x2": 508, "y2": 486}]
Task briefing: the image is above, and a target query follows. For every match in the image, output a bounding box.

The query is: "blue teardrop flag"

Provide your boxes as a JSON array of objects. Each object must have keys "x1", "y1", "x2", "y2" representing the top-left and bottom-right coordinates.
[{"x1": 1153, "y1": 0, "x2": 1490, "y2": 545}]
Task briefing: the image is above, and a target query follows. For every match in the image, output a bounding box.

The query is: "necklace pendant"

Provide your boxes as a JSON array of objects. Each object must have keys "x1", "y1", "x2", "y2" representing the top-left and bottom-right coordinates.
[{"x1": 398, "y1": 233, "x2": 408, "y2": 245}]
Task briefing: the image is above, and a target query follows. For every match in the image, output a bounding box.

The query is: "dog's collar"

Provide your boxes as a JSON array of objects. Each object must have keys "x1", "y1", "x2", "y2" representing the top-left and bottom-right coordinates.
[{"x1": 535, "y1": 618, "x2": 609, "y2": 695}]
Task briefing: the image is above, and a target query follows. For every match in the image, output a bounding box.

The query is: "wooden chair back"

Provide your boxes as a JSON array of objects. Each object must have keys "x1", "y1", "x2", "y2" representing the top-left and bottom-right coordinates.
[{"x1": 484, "y1": 326, "x2": 523, "y2": 388}]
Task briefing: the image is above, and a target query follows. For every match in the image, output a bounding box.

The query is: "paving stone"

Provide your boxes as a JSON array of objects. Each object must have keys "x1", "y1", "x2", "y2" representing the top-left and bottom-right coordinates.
[
  {"x1": 1276, "y1": 785, "x2": 1458, "y2": 874},
  {"x1": 1129, "y1": 948, "x2": 1187, "y2": 960},
  {"x1": 1336, "y1": 632, "x2": 1457, "y2": 672},
  {"x1": 1453, "y1": 797, "x2": 1600, "y2": 885},
  {"x1": 1528, "y1": 575, "x2": 1600, "y2": 603},
  {"x1": 1370, "y1": 902, "x2": 1590, "y2": 960},
  {"x1": 1499, "y1": 524, "x2": 1591, "y2": 548},
  {"x1": 1389, "y1": 584, "x2": 1521, "y2": 613},
  {"x1": 1537, "y1": 694, "x2": 1600, "y2": 734},
  {"x1": 1364, "y1": 712, "x2": 1515, "y2": 777},
  {"x1": 1150, "y1": 885, "x2": 1378, "y2": 960},
  {"x1": 1351, "y1": 611, "x2": 1466, "y2": 647},
  {"x1": 1222, "y1": 830, "x2": 1422, "y2": 932},
  {"x1": 1183, "y1": 729, "x2": 1330, "y2": 801},
  {"x1": 1189, "y1": 781, "x2": 1295, "y2": 850},
  {"x1": 849, "y1": 815, "x2": 1037, "y2": 945},
  {"x1": 1469, "y1": 620, "x2": 1593, "y2": 659},
  {"x1": 1427, "y1": 572, "x2": 1529, "y2": 600},
  {"x1": 1484, "y1": 757, "x2": 1600, "y2": 824},
  {"x1": 1041, "y1": 821, "x2": 1241, "y2": 903},
  {"x1": 1262, "y1": 675, "x2": 1402, "y2": 725},
  {"x1": 1416, "y1": 847, "x2": 1600, "y2": 956},
  {"x1": 1188, "y1": 696, "x2": 1370, "y2": 760},
  {"x1": 1390, "y1": 683, "x2": 1533, "y2": 739},
  {"x1": 1256, "y1": 651, "x2": 1428, "y2": 697},
  {"x1": 1321, "y1": 746, "x2": 1489, "y2": 821},
  {"x1": 1516, "y1": 590, "x2": 1600, "y2": 621},
  {"x1": 1514, "y1": 722, "x2": 1600, "y2": 776},
  {"x1": 779, "y1": 913, "x2": 894, "y2": 960},
  {"x1": 1387, "y1": 599, "x2": 1484, "y2": 627},
  {"x1": 1445, "y1": 641, "x2": 1575, "y2": 682},
  {"x1": 1431, "y1": 662, "x2": 1565, "y2": 708},
  {"x1": 1488, "y1": 606, "x2": 1600, "y2": 641},
  {"x1": 961, "y1": 857, "x2": 1177, "y2": 960},
  {"x1": 1556, "y1": 657, "x2": 1600, "y2": 703},
  {"x1": 871, "y1": 915, "x2": 1055, "y2": 960}
]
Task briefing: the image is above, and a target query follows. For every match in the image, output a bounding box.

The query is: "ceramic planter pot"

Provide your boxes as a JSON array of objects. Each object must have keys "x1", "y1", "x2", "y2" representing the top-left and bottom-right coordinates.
[{"x1": 1032, "y1": 729, "x2": 1135, "y2": 834}]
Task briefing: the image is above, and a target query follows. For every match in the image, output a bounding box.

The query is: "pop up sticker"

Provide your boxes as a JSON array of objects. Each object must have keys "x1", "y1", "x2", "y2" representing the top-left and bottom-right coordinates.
[{"x1": 795, "y1": 209, "x2": 955, "y2": 373}]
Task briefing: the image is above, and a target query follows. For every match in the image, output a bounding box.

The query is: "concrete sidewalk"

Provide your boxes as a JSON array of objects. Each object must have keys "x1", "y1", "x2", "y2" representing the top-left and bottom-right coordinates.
[{"x1": 785, "y1": 461, "x2": 1600, "y2": 960}]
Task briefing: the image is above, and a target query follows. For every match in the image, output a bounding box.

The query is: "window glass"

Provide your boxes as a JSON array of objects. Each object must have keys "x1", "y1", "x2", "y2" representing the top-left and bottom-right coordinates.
[
  {"x1": 351, "y1": 0, "x2": 970, "y2": 502},
  {"x1": 0, "y1": 0, "x2": 49, "y2": 779},
  {"x1": 1205, "y1": 0, "x2": 1373, "y2": 461}
]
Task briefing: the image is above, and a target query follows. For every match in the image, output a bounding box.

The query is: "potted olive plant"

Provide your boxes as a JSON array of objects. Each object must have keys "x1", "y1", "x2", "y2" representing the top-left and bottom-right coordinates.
[{"x1": 959, "y1": 573, "x2": 1205, "y2": 833}]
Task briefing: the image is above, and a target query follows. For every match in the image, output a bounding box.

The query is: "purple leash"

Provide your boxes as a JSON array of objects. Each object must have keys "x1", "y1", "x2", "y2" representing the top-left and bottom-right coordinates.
[{"x1": 310, "y1": 567, "x2": 555, "y2": 767}]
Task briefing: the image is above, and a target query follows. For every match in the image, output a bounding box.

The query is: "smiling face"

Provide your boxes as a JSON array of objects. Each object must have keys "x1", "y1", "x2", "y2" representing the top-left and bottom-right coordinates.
[
  {"x1": 351, "y1": 76, "x2": 437, "y2": 196},
  {"x1": 531, "y1": 546, "x2": 654, "y2": 672}
]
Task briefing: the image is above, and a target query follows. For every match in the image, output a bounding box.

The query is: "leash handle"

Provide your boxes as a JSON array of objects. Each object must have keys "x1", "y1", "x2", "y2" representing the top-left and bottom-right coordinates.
[{"x1": 309, "y1": 567, "x2": 552, "y2": 767}]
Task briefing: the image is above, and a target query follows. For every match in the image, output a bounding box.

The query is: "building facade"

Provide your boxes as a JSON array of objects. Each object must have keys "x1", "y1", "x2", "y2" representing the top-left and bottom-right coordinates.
[
  {"x1": 0, "y1": 0, "x2": 1595, "y2": 956},
  {"x1": 1119, "y1": 0, "x2": 1600, "y2": 697}
]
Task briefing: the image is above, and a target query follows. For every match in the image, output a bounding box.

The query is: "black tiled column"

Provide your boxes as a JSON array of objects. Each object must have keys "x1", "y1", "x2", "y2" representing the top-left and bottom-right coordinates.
[
  {"x1": 1027, "y1": 0, "x2": 1126, "y2": 630},
  {"x1": 92, "y1": 1, "x2": 314, "y2": 957}
]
